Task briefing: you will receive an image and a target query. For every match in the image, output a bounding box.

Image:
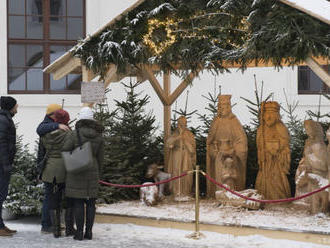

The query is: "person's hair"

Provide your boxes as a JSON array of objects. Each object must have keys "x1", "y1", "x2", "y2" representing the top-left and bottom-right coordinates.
[{"x1": 53, "y1": 109, "x2": 70, "y2": 125}]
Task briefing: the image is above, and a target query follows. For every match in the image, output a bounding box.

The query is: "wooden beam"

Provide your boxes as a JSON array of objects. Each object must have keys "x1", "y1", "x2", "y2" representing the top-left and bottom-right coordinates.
[
  {"x1": 53, "y1": 57, "x2": 81, "y2": 80},
  {"x1": 82, "y1": 65, "x2": 97, "y2": 81},
  {"x1": 136, "y1": 71, "x2": 148, "y2": 83},
  {"x1": 140, "y1": 65, "x2": 170, "y2": 105},
  {"x1": 305, "y1": 56, "x2": 330, "y2": 88},
  {"x1": 163, "y1": 71, "x2": 171, "y2": 172},
  {"x1": 169, "y1": 69, "x2": 200, "y2": 105},
  {"x1": 104, "y1": 64, "x2": 118, "y2": 88}
]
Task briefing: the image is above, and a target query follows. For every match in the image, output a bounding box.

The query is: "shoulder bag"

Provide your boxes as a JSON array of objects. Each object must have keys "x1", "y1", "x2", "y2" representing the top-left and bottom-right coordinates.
[{"x1": 61, "y1": 128, "x2": 93, "y2": 174}]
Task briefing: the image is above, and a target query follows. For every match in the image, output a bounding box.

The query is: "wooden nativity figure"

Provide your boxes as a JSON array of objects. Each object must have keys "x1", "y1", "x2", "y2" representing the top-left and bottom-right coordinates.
[
  {"x1": 206, "y1": 95, "x2": 248, "y2": 198},
  {"x1": 166, "y1": 116, "x2": 196, "y2": 200},
  {"x1": 295, "y1": 120, "x2": 328, "y2": 214},
  {"x1": 256, "y1": 101, "x2": 291, "y2": 200}
]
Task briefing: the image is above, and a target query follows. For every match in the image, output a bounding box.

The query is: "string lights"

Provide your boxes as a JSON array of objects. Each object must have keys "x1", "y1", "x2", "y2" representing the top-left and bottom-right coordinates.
[
  {"x1": 143, "y1": 13, "x2": 248, "y2": 54},
  {"x1": 143, "y1": 18, "x2": 177, "y2": 55}
]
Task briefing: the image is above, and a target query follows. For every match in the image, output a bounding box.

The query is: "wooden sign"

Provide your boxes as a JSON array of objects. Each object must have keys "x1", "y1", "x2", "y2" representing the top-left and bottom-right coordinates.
[{"x1": 81, "y1": 81, "x2": 105, "y2": 103}]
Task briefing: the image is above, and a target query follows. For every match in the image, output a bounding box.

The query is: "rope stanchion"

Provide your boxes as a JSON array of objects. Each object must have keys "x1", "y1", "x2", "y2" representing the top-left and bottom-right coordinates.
[
  {"x1": 204, "y1": 173, "x2": 330, "y2": 204},
  {"x1": 99, "y1": 172, "x2": 188, "y2": 188},
  {"x1": 186, "y1": 165, "x2": 205, "y2": 240}
]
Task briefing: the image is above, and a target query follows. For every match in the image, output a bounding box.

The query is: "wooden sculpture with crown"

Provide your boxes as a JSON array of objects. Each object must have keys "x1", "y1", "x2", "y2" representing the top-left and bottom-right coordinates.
[
  {"x1": 206, "y1": 95, "x2": 248, "y2": 198},
  {"x1": 256, "y1": 101, "x2": 291, "y2": 200}
]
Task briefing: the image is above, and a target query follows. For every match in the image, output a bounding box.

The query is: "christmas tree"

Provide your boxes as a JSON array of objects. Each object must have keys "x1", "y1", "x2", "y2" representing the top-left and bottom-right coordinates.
[{"x1": 96, "y1": 81, "x2": 163, "y2": 203}]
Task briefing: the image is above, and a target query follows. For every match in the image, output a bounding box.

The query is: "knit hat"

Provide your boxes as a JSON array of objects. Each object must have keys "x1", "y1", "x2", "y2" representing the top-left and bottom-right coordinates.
[
  {"x1": 46, "y1": 104, "x2": 62, "y2": 115},
  {"x1": 78, "y1": 107, "x2": 94, "y2": 120},
  {"x1": 53, "y1": 109, "x2": 70, "y2": 125},
  {"x1": 0, "y1": 96, "x2": 17, "y2": 111}
]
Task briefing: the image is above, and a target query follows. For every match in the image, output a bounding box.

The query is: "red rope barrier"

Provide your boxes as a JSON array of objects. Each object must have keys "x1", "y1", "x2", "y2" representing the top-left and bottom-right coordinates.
[
  {"x1": 204, "y1": 173, "x2": 330, "y2": 204},
  {"x1": 99, "y1": 172, "x2": 188, "y2": 188}
]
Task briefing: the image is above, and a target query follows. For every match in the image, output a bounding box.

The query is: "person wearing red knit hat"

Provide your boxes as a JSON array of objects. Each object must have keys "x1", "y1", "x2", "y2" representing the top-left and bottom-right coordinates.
[
  {"x1": 40, "y1": 109, "x2": 75, "y2": 238},
  {"x1": 54, "y1": 109, "x2": 70, "y2": 126},
  {"x1": 37, "y1": 104, "x2": 70, "y2": 234}
]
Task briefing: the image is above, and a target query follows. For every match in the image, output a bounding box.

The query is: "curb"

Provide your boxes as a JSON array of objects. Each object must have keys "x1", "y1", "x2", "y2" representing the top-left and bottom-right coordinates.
[{"x1": 95, "y1": 213, "x2": 330, "y2": 245}]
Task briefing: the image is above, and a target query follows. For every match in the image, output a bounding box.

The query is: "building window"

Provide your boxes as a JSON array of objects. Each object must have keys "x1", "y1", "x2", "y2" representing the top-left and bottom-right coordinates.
[
  {"x1": 7, "y1": 0, "x2": 85, "y2": 94},
  {"x1": 298, "y1": 65, "x2": 330, "y2": 94}
]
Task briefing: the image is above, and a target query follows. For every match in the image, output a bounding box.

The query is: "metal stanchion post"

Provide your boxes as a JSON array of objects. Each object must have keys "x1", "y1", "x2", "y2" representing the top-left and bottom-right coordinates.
[{"x1": 186, "y1": 165, "x2": 204, "y2": 239}]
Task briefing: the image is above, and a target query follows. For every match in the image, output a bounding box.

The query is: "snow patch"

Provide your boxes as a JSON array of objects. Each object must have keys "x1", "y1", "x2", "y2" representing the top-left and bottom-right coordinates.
[{"x1": 97, "y1": 200, "x2": 330, "y2": 233}]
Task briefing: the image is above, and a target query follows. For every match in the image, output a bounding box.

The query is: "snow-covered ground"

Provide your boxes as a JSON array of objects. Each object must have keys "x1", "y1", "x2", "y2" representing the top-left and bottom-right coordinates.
[
  {"x1": 1, "y1": 216, "x2": 329, "y2": 248},
  {"x1": 97, "y1": 200, "x2": 330, "y2": 234}
]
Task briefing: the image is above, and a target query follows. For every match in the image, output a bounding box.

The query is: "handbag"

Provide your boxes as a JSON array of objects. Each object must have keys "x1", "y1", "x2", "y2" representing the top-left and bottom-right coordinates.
[{"x1": 61, "y1": 128, "x2": 93, "y2": 174}]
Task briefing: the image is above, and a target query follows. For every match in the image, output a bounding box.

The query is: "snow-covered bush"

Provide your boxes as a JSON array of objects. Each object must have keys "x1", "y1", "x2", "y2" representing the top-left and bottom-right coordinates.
[{"x1": 4, "y1": 135, "x2": 43, "y2": 216}]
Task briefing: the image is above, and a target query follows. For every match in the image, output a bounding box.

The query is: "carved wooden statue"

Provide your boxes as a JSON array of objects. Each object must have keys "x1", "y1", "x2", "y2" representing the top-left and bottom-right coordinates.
[
  {"x1": 206, "y1": 95, "x2": 248, "y2": 198},
  {"x1": 145, "y1": 163, "x2": 171, "y2": 200},
  {"x1": 295, "y1": 120, "x2": 328, "y2": 214},
  {"x1": 166, "y1": 116, "x2": 196, "y2": 199},
  {"x1": 256, "y1": 101, "x2": 291, "y2": 200}
]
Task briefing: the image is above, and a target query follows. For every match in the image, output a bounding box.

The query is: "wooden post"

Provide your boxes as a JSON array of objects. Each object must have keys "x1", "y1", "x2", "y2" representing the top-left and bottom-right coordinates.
[
  {"x1": 186, "y1": 165, "x2": 204, "y2": 240},
  {"x1": 164, "y1": 71, "x2": 171, "y2": 172}
]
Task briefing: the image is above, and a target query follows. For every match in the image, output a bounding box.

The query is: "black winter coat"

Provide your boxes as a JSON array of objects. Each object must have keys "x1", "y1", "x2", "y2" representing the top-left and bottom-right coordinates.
[
  {"x1": 0, "y1": 110, "x2": 16, "y2": 173},
  {"x1": 36, "y1": 115, "x2": 59, "y2": 165}
]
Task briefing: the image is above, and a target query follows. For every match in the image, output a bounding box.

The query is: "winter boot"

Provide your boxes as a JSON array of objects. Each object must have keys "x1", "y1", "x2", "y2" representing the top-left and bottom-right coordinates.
[
  {"x1": 65, "y1": 208, "x2": 75, "y2": 236},
  {"x1": 53, "y1": 208, "x2": 61, "y2": 238},
  {"x1": 73, "y1": 202, "x2": 84, "y2": 241},
  {"x1": 0, "y1": 228, "x2": 13, "y2": 236},
  {"x1": 84, "y1": 201, "x2": 95, "y2": 240}
]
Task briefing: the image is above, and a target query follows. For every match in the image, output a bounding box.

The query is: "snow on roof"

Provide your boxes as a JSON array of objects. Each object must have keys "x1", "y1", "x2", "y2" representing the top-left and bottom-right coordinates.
[
  {"x1": 44, "y1": 0, "x2": 146, "y2": 74},
  {"x1": 280, "y1": 0, "x2": 330, "y2": 25}
]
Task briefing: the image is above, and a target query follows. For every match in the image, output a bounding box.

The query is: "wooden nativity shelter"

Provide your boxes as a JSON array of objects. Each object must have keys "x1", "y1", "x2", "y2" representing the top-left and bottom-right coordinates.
[{"x1": 44, "y1": 0, "x2": 330, "y2": 169}]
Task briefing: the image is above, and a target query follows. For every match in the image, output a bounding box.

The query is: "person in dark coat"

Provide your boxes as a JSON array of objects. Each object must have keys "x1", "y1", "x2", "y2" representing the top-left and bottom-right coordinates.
[
  {"x1": 41, "y1": 109, "x2": 75, "y2": 238},
  {"x1": 37, "y1": 104, "x2": 70, "y2": 233},
  {"x1": 0, "y1": 96, "x2": 18, "y2": 236},
  {"x1": 62, "y1": 107, "x2": 104, "y2": 241}
]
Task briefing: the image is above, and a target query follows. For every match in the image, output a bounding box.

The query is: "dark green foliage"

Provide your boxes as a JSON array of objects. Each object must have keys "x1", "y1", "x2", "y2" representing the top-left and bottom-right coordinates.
[
  {"x1": 73, "y1": 0, "x2": 330, "y2": 78},
  {"x1": 73, "y1": 0, "x2": 249, "y2": 76},
  {"x1": 243, "y1": 125, "x2": 258, "y2": 188},
  {"x1": 243, "y1": 0, "x2": 330, "y2": 67},
  {"x1": 5, "y1": 135, "x2": 43, "y2": 215},
  {"x1": 96, "y1": 82, "x2": 163, "y2": 203}
]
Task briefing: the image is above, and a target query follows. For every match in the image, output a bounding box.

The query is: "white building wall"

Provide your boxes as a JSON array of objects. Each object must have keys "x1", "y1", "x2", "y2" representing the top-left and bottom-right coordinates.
[{"x1": 0, "y1": 0, "x2": 329, "y2": 150}]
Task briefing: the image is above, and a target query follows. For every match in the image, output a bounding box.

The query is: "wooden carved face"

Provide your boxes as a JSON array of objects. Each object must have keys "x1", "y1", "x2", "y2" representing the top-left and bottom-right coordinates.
[
  {"x1": 218, "y1": 103, "x2": 231, "y2": 117},
  {"x1": 177, "y1": 116, "x2": 187, "y2": 129},
  {"x1": 263, "y1": 111, "x2": 277, "y2": 127}
]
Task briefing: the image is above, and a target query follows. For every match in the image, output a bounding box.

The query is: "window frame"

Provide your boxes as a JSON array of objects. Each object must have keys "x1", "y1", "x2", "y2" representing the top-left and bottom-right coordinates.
[
  {"x1": 297, "y1": 65, "x2": 330, "y2": 95},
  {"x1": 7, "y1": 0, "x2": 86, "y2": 94}
]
